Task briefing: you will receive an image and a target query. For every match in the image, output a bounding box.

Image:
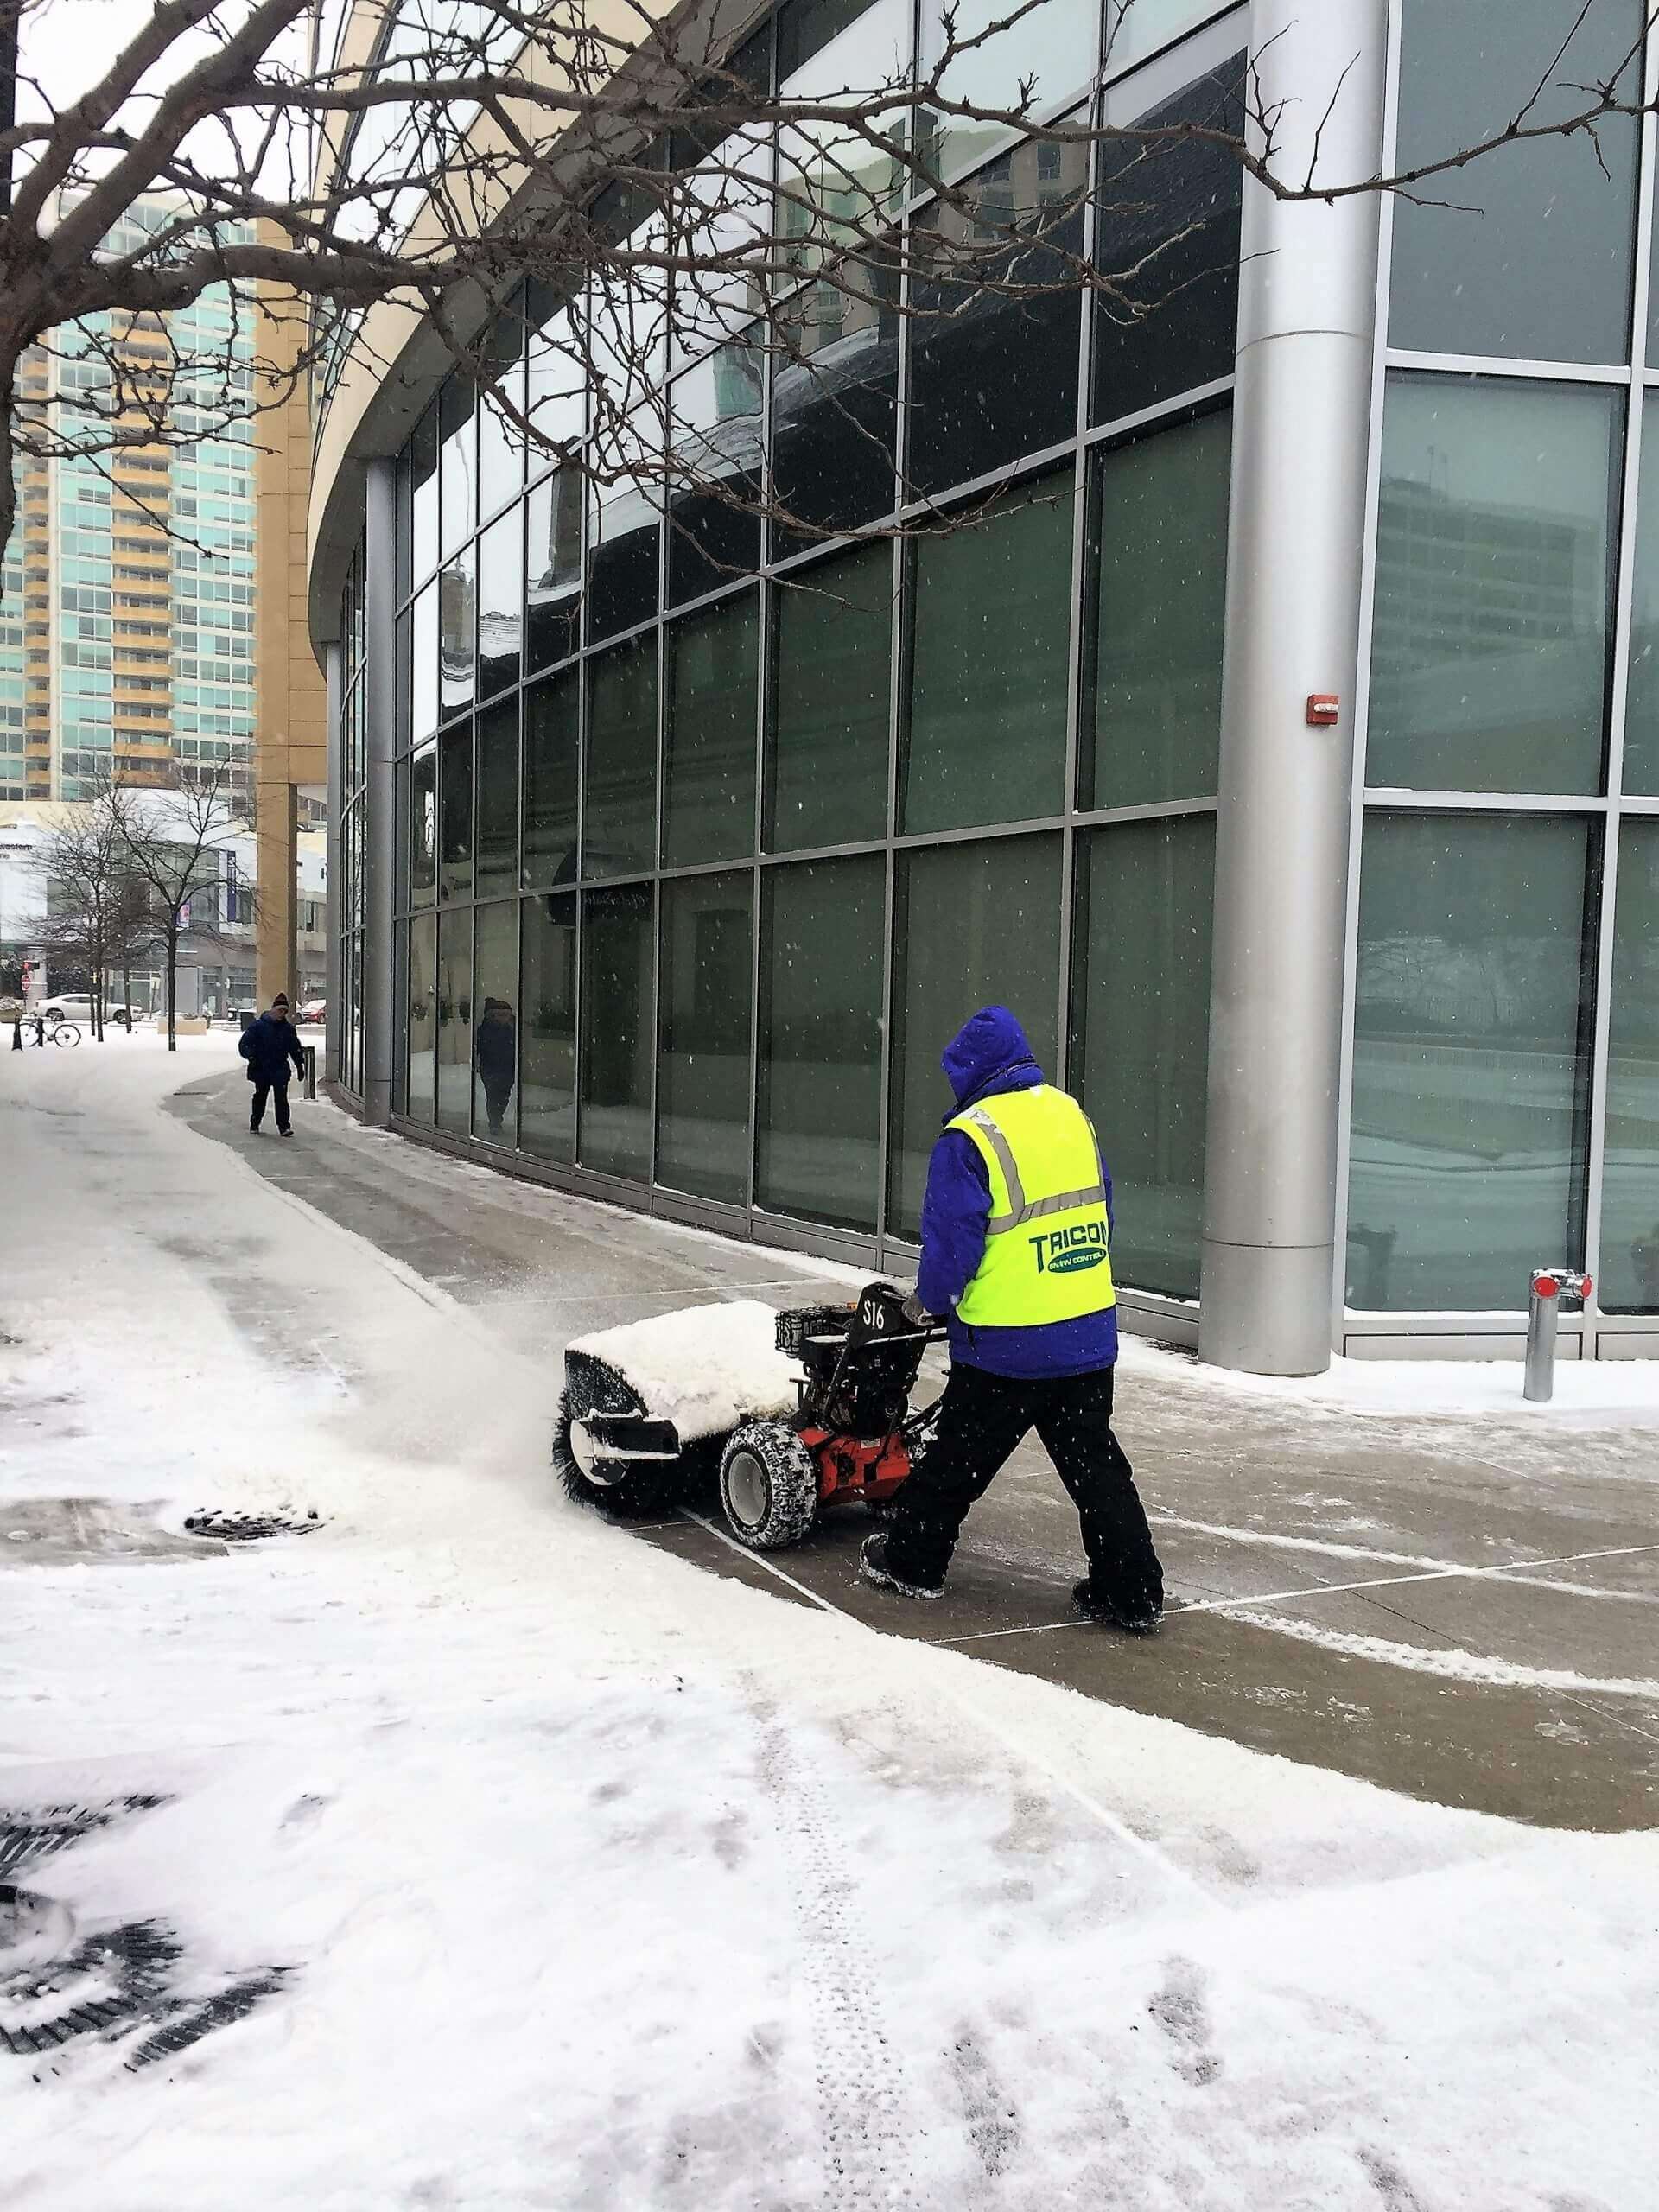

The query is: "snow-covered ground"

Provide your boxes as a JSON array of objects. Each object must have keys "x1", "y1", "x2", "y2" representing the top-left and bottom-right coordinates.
[{"x1": 0, "y1": 1033, "x2": 1653, "y2": 2209}]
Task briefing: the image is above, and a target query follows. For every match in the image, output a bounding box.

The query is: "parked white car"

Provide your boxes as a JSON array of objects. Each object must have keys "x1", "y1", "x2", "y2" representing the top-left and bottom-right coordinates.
[{"x1": 39, "y1": 995, "x2": 139, "y2": 1030}]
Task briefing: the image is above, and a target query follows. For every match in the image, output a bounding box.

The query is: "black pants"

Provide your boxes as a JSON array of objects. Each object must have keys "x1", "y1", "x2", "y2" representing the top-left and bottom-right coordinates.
[
  {"x1": 884, "y1": 1363, "x2": 1162, "y2": 1605},
  {"x1": 250, "y1": 1078, "x2": 290, "y2": 1134},
  {"x1": 481, "y1": 1077, "x2": 514, "y2": 1136}
]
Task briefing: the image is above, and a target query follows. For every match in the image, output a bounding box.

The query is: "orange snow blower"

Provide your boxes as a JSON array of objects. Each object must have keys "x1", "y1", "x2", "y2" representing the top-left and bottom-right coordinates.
[
  {"x1": 716, "y1": 1283, "x2": 946, "y2": 1551},
  {"x1": 554, "y1": 1281, "x2": 944, "y2": 1553}
]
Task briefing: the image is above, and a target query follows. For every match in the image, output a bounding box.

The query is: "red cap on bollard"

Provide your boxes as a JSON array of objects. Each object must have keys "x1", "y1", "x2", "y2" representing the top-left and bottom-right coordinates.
[
  {"x1": 1532, "y1": 1273, "x2": 1560, "y2": 1298},
  {"x1": 1580, "y1": 1274, "x2": 1593, "y2": 1300}
]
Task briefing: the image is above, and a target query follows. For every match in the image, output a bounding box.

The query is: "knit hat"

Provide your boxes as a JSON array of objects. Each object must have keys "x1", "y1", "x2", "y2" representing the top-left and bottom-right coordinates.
[{"x1": 273, "y1": 992, "x2": 289, "y2": 1007}]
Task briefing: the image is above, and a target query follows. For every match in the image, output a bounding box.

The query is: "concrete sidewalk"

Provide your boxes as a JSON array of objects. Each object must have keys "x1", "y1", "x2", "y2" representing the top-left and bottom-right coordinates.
[{"x1": 171, "y1": 1071, "x2": 1659, "y2": 1832}]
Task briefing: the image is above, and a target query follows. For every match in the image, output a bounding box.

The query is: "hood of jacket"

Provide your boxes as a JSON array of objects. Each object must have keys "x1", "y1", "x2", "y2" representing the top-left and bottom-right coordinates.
[{"x1": 940, "y1": 1005, "x2": 1046, "y2": 1116}]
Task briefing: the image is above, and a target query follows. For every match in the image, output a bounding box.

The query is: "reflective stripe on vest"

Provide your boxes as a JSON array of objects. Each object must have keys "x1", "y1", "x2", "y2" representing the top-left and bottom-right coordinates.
[{"x1": 947, "y1": 1085, "x2": 1116, "y2": 1328}]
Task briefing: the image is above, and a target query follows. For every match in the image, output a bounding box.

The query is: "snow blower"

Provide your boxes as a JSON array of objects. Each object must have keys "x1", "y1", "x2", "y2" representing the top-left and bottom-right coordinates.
[{"x1": 554, "y1": 1281, "x2": 945, "y2": 1548}]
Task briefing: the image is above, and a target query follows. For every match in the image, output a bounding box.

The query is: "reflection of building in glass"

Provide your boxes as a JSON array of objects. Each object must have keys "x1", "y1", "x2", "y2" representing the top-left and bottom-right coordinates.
[
  {"x1": 1374, "y1": 479, "x2": 1592, "y2": 666},
  {"x1": 306, "y1": 0, "x2": 1659, "y2": 1368}
]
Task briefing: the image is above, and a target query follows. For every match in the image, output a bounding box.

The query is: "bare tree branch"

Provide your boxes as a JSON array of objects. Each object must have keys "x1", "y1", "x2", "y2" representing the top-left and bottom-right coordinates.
[{"x1": 0, "y1": 0, "x2": 1649, "y2": 578}]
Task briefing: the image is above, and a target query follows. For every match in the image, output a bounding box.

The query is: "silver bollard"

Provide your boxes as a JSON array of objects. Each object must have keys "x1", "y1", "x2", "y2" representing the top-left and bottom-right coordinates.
[
  {"x1": 1523, "y1": 1267, "x2": 1592, "y2": 1402},
  {"x1": 302, "y1": 1042, "x2": 318, "y2": 1101}
]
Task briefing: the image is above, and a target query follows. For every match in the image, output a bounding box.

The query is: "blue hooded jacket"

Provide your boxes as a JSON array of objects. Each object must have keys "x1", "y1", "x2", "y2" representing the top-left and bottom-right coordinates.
[
  {"x1": 238, "y1": 1009, "x2": 306, "y2": 1086},
  {"x1": 916, "y1": 1006, "x2": 1117, "y2": 1379}
]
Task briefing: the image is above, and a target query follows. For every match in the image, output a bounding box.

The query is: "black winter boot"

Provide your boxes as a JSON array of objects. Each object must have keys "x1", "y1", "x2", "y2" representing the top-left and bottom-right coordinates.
[
  {"x1": 1072, "y1": 1580, "x2": 1162, "y2": 1634},
  {"x1": 860, "y1": 1533, "x2": 944, "y2": 1601}
]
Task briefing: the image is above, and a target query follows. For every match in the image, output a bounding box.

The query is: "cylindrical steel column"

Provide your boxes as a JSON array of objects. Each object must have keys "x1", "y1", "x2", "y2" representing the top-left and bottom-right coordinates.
[
  {"x1": 322, "y1": 639, "x2": 343, "y2": 1090},
  {"x1": 1198, "y1": 0, "x2": 1389, "y2": 1376},
  {"x1": 362, "y1": 459, "x2": 397, "y2": 1129}
]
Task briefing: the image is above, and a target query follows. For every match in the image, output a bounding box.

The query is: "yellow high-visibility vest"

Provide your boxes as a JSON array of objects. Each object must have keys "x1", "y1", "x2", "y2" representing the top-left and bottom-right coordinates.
[{"x1": 947, "y1": 1085, "x2": 1116, "y2": 1327}]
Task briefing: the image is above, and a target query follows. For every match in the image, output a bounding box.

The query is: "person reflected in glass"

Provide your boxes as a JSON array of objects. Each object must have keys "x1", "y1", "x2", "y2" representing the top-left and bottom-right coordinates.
[{"x1": 475, "y1": 996, "x2": 517, "y2": 1140}]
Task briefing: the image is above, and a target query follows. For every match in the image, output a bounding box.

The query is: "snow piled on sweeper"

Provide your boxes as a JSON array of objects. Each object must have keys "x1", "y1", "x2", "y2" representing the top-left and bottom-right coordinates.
[{"x1": 553, "y1": 1299, "x2": 803, "y2": 1516}]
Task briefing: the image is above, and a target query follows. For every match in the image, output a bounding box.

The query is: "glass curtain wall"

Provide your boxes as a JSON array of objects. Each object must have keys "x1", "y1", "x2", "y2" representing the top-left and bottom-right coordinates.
[
  {"x1": 1351, "y1": 0, "x2": 1659, "y2": 1327},
  {"x1": 382, "y1": 5, "x2": 1243, "y2": 1306}
]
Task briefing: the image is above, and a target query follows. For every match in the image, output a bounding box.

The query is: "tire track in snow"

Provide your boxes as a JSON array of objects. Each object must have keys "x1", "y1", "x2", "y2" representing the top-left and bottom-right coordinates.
[{"x1": 750, "y1": 1704, "x2": 913, "y2": 2208}]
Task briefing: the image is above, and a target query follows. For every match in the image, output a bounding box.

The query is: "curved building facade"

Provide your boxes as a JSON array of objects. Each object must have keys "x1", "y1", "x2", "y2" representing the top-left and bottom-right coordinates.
[{"x1": 308, "y1": 0, "x2": 1659, "y2": 1372}]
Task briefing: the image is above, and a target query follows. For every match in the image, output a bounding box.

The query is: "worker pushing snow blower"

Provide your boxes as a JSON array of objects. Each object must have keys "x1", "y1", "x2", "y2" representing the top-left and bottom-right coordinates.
[
  {"x1": 858, "y1": 1005, "x2": 1164, "y2": 1634},
  {"x1": 552, "y1": 1006, "x2": 1160, "y2": 1630}
]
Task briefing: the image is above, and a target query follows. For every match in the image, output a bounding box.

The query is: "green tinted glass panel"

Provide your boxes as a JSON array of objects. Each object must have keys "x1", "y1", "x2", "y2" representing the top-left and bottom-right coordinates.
[
  {"x1": 657, "y1": 872, "x2": 753, "y2": 1204},
  {"x1": 474, "y1": 697, "x2": 518, "y2": 899},
  {"x1": 520, "y1": 891, "x2": 577, "y2": 1163},
  {"x1": 477, "y1": 505, "x2": 524, "y2": 698},
  {"x1": 664, "y1": 594, "x2": 758, "y2": 868},
  {"x1": 1086, "y1": 411, "x2": 1229, "y2": 809},
  {"x1": 1368, "y1": 376, "x2": 1617, "y2": 795},
  {"x1": 905, "y1": 482, "x2": 1071, "y2": 833},
  {"x1": 1391, "y1": 0, "x2": 1640, "y2": 365},
  {"x1": 1599, "y1": 823, "x2": 1659, "y2": 1310},
  {"x1": 758, "y1": 855, "x2": 885, "y2": 1230},
  {"x1": 410, "y1": 743, "x2": 435, "y2": 906},
  {"x1": 407, "y1": 911, "x2": 436, "y2": 1123},
  {"x1": 439, "y1": 720, "x2": 473, "y2": 898},
  {"x1": 472, "y1": 900, "x2": 518, "y2": 1147},
  {"x1": 585, "y1": 640, "x2": 657, "y2": 879},
  {"x1": 579, "y1": 883, "x2": 653, "y2": 1179},
  {"x1": 887, "y1": 835, "x2": 1062, "y2": 1237},
  {"x1": 523, "y1": 667, "x2": 579, "y2": 887},
  {"x1": 1071, "y1": 815, "x2": 1213, "y2": 1298},
  {"x1": 1348, "y1": 814, "x2": 1594, "y2": 1311},
  {"x1": 436, "y1": 906, "x2": 474, "y2": 1135},
  {"x1": 769, "y1": 545, "x2": 892, "y2": 852}
]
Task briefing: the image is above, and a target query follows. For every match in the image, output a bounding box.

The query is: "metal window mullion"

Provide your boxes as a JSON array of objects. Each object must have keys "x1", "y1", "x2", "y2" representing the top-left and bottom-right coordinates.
[
  {"x1": 875, "y1": 524, "x2": 906, "y2": 1253},
  {"x1": 892, "y1": 812, "x2": 1069, "y2": 849},
  {"x1": 1583, "y1": 30, "x2": 1659, "y2": 1326},
  {"x1": 1360, "y1": 787, "x2": 1612, "y2": 813},
  {"x1": 1056, "y1": 454, "x2": 1090, "y2": 1090},
  {"x1": 746, "y1": 570, "x2": 769, "y2": 1212},
  {"x1": 648, "y1": 608, "x2": 667, "y2": 1189},
  {"x1": 1081, "y1": 374, "x2": 1236, "y2": 453},
  {"x1": 892, "y1": 438, "x2": 1081, "y2": 526},
  {"x1": 1382, "y1": 346, "x2": 1632, "y2": 388},
  {"x1": 1058, "y1": 79, "x2": 1100, "y2": 1091},
  {"x1": 1330, "y1": 0, "x2": 1403, "y2": 1341},
  {"x1": 571, "y1": 640, "x2": 590, "y2": 1166},
  {"x1": 1074, "y1": 792, "x2": 1219, "y2": 830}
]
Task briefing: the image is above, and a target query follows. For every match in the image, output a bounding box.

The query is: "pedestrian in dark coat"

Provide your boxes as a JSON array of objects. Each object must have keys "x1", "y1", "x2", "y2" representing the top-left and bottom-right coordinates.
[
  {"x1": 860, "y1": 1005, "x2": 1164, "y2": 1630},
  {"x1": 239, "y1": 992, "x2": 307, "y2": 1135},
  {"x1": 474, "y1": 996, "x2": 517, "y2": 1139}
]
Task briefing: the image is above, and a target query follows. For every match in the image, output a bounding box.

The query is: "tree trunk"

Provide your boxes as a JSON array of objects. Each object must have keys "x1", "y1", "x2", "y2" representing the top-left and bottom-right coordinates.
[
  {"x1": 166, "y1": 925, "x2": 178, "y2": 1052},
  {"x1": 122, "y1": 947, "x2": 132, "y2": 1033}
]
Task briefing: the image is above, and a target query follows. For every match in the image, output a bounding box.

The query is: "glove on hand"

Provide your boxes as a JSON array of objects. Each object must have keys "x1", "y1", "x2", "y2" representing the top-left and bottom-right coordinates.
[{"x1": 900, "y1": 1290, "x2": 935, "y2": 1329}]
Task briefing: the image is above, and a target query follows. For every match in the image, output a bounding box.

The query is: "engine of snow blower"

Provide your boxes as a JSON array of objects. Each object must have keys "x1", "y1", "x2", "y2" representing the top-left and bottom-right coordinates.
[{"x1": 716, "y1": 1281, "x2": 946, "y2": 1552}]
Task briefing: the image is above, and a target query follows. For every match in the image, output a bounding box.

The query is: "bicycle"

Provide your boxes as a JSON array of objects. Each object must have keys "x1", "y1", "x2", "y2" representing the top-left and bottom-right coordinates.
[{"x1": 49, "y1": 1020, "x2": 80, "y2": 1048}]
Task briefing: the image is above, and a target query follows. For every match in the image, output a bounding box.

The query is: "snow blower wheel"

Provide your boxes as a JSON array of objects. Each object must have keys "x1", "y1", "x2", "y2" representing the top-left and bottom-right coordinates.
[{"x1": 719, "y1": 1422, "x2": 819, "y2": 1550}]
